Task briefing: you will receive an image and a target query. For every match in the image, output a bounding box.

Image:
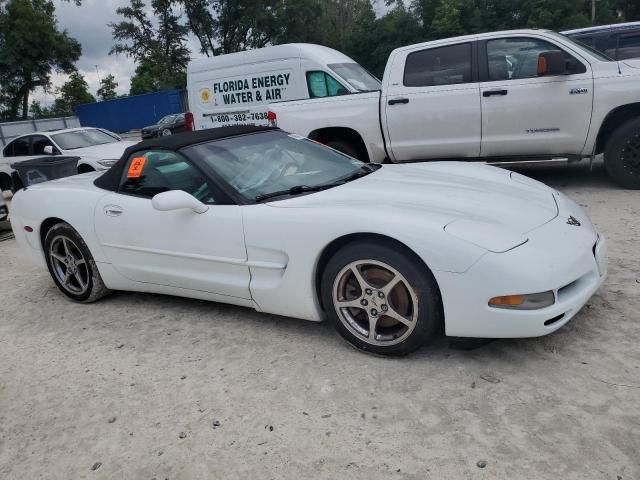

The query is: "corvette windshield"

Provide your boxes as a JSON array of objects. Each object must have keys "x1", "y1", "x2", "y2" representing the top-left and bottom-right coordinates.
[
  {"x1": 185, "y1": 131, "x2": 372, "y2": 201},
  {"x1": 52, "y1": 129, "x2": 119, "y2": 150}
]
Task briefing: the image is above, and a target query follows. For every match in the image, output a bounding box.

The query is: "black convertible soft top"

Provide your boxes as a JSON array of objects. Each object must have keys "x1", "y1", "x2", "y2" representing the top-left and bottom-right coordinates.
[{"x1": 94, "y1": 125, "x2": 279, "y2": 191}]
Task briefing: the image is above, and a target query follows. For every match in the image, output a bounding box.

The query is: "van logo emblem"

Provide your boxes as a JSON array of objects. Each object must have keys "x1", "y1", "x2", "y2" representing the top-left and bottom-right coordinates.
[{"x1": 567, "y1": 216, "x2": 581, "y2": 226}]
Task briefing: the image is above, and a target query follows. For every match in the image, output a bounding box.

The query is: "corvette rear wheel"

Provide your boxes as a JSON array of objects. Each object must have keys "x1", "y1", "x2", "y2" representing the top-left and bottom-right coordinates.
[
  {"x1": 322, "y1": 240, "x2": 442, "y2": 356},
  {"x1": 44, "y1": 222, "x2": 110, "y2": 303}
]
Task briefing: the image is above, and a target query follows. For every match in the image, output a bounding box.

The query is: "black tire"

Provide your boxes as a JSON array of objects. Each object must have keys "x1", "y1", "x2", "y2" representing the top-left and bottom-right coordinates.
[
  {"x1": 0, "y1": 173, "x2": 12, "y2": 193},
  {"x1": 321, "y1": 239, "x2": 443, "y2": 356},
  {"x1": 10, "y1": 172, "x2": 22, "y2": 193},
  {"x1": 604, "y1": 117, "x2": 640, "y2": 189},
  {"x1": 44, "y1": 222, "x2": 111, "y2": 303},
  {"x1": 325, "y1": 139, "x2": 366, "y2": 162},
  {"x1": 77, "y1": 164, "x2": 95, "y2": 174}
]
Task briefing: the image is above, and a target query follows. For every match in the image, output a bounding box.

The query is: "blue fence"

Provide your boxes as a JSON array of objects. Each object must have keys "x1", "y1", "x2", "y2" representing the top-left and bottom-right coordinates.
[{"x1": 76, "y1": 89, "x2": 185, "y2": 133}]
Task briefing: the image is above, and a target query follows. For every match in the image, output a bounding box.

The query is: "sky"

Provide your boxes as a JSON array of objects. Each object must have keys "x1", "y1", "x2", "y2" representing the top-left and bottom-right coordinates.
[
  {"x1": 34, "y1": 0, "x2": 205, "y2": 106},
  {"x1": 34, "y1": 0, "x2": 389, "y2": 106}
]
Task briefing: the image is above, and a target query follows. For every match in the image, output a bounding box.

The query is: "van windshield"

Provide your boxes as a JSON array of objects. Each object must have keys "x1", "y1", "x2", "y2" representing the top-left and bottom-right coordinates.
[{"x1": 329, "y1": 63, "x2": 381, "y2": 92}]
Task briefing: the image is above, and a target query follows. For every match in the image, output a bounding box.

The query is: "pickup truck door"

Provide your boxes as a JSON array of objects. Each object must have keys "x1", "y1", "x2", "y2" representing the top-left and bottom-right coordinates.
[
  {"x1": 383, "y1": 42, "x2": 481, "y2": 161},
  {"x1": 479, "y1": 36, "x2": 593, "y2": 157}
]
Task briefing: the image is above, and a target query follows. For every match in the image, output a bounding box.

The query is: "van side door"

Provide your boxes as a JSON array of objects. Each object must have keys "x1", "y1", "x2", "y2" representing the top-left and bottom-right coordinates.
[
  {"x1": 382, "y1": 42, "x2": 482, "y2": 161},
  {"x1": 479, "y1": 36, "x2": 593, "y2": 157}
]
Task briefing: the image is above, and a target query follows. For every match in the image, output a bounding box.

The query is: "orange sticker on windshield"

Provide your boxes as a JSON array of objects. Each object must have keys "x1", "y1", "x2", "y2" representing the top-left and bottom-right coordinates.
[{"x1": 127, "y1": 156, "x2": 146, "y2": 178}]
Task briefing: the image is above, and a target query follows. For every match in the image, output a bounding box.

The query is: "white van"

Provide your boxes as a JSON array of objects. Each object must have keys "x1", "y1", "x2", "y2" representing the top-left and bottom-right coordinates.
[{"x1": 186, "y1": 43, "x2": 381, "y2": 130}]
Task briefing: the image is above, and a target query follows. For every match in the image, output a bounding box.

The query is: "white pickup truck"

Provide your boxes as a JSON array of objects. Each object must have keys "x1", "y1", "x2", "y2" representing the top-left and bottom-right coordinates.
[{"x1": 269, "y1": 29, "x2": 640, "y2": 189}]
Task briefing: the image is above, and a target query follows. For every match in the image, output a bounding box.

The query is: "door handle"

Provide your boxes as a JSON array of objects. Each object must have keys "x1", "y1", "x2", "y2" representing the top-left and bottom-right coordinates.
[
  {"x1": 483, "y1": 89, "x2": 508, "y2": 97},
  {"x1": 104, "y1": 205, "x2": 123, "y2": 217},
  {"x1": 388, "y1": 98, "x2": 410, "y2": 105}
]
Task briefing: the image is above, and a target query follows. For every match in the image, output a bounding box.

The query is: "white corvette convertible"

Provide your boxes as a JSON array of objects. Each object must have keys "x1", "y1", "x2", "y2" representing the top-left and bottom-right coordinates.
[{"x1": 10, "y1": 126, "x2": 607, "y2": 355}]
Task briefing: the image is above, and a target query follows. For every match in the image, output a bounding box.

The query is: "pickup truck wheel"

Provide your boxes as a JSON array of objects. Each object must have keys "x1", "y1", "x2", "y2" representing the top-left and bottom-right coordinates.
[
  {"x1": 326, "y1": 139, "x2": 364, "y2": 161},
  {"x1": 604, "y1": 117, "x2": 640, "y2": 189}
]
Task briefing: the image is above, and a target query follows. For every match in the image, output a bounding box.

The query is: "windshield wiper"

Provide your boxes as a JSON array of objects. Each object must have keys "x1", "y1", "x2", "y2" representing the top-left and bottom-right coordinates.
[
  {"x1": 254, "y1": 165, "x2": 379, "y2": 203},
  {"x1": 255, "y1": 184, "x2": 327, "y2": 202}
]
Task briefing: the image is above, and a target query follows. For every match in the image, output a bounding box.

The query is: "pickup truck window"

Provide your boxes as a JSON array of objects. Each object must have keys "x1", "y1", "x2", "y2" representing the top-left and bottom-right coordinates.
[
  {"x1": 306, "y1": 71, "x2": 347, "y2": 98},
  {"x1": 487, "y1": 38, "x2": 585, "y2": 81},
  {"x1": 403, "y1": 43, "x2": 472, "y2": 87}
]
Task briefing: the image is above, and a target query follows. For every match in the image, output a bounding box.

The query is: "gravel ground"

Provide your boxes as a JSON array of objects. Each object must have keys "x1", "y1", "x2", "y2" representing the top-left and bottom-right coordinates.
[{"x1": 0, "y1": 160, "x2": 639, "y2": 480}]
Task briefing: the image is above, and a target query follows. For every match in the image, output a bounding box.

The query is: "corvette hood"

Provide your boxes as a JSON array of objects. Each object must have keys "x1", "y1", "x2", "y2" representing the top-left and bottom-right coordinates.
[
  {"x1": 269, "y1": 163, "x2": 558, "y2": 234},
  {"x1": 62, "y1": 141, "x2": 137, "y2": 158}
]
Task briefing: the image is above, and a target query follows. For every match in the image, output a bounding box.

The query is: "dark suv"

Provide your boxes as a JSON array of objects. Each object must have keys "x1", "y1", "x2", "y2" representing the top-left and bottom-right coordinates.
[{"x1": 563, "y1": 22, "x2": 640, "y2": 60}]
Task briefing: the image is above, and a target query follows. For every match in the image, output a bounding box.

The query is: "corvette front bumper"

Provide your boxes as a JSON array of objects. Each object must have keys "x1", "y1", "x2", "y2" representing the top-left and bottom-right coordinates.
[{"x1": 436, "y1": 196, "x2": 607, "y2": 339}]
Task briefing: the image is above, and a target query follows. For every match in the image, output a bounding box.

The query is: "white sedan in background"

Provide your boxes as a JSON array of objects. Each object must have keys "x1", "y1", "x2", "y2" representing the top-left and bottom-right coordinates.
[
  {"x1": 0, "y1": 127, "x2": 136, "y2": 192},
  {"x1": 9, "y1": 126, "x2": 607, "y2": 355}
]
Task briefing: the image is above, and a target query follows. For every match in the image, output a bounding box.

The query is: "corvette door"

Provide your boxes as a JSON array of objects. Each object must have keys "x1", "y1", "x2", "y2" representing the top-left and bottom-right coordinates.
[{"x1": 94, "y1": 150, "x2": 250, "y2": 299}]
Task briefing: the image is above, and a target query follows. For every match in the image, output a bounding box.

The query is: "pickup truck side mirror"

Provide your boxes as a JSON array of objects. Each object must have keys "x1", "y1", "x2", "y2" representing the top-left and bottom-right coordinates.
[{"x1": 537, "y1": 51, "x2": 567, "y2": 76}]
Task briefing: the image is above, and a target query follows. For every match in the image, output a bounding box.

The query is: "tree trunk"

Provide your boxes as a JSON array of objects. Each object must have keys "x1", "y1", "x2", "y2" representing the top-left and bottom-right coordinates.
[{"x1": 22, "y1": 89, "x2": 29, "y2": 119}]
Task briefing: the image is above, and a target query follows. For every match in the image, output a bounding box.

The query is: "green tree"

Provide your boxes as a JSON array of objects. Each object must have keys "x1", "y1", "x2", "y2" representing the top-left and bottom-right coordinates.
[
  {"x1": 0, "y1": 0, "x2": 81, "y2": 119},
  {"x1": 347, "y1": 3, "x2": 423, "y2": 77},
  {"x1": 111, "y1": 0, "x2": 190, "y2": 94},
  {"x1": 49, "y1": 72, "x2": 95, "y2": 116},
  {"x1": 97, "y1": 74, "x2": 118, "y2": 100}
]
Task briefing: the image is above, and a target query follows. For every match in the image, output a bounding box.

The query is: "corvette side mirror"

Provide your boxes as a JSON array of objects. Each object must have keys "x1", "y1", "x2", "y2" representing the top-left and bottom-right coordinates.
[{"x1": 151, "y1": 190, "x2": 209, "y2": 214}]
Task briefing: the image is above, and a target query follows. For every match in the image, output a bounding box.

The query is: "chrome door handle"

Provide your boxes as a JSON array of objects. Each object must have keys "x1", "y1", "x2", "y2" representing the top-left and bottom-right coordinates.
[{"x1": 104, "y1": 205, "x2": 123, "y2": 217}]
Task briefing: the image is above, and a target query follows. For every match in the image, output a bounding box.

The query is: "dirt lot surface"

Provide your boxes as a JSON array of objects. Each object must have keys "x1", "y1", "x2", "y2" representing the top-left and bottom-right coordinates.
[{"x1": 1, "y1": 161, "x2": 638, "y2": 480}]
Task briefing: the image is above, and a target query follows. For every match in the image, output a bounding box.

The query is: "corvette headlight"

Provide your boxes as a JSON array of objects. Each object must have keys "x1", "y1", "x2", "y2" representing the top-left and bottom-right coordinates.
[
  {"x1": 444, "y1": 219, "x2": 528, "y2": 253},
  {"x1": 489, "y1": 291, "x2": 555, "y2": 310},
  {"x1": 97, "y1": 159, "x2": 118, "y2": 168}
]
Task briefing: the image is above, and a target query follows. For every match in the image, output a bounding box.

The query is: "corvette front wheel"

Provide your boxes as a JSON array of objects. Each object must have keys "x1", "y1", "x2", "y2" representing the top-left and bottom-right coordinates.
[
  {"x1": 322, "y1": 240, "x2": 443, "y2": 356},
  {"x1": 44, "y1": 222, "x2": 111, "y2": 303}
]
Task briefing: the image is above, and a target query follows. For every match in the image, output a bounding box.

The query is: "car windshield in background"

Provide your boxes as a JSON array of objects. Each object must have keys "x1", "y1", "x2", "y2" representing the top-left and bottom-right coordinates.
[
  {"x1": 52, "y1": 129, "x2": 119, "y2": 150},
  {"x1": 553, "y1": 32, "x2": 614, "y2": 61},
  {"x1": 329, "y1": 63, "x2": 381, "y2": 91},
  {"x1": 185, "y1": 131, "x2": 371, "y2": 201}
]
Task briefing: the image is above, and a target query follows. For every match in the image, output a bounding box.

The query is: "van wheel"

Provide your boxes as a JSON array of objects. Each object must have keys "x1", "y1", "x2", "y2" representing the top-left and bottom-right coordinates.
[
  {"x1": 326, "y1": 139, "x2": 365, "y2": 162},
  {"x1": 604, "y1": 117, "x2": 640, "y2": 189}
]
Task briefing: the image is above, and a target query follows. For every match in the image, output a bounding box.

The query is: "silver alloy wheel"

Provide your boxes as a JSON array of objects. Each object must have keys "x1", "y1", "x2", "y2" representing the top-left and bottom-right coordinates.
[
  {"x1": 332, "y1": 259, "x2": 419, "y2": 346},
  {"x1": 49, "y1": 235, "x2": 90, "y2": 295},
  {"x1": 161, "y1": 128, "x2": 172, "y2": 136}
]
